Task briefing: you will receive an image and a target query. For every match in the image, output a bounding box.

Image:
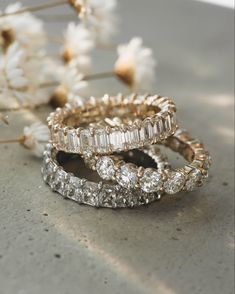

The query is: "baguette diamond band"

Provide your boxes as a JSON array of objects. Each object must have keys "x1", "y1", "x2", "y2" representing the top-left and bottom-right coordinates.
[{"x1": 47, "y1": 93, "x2": 177, "y2": 156}]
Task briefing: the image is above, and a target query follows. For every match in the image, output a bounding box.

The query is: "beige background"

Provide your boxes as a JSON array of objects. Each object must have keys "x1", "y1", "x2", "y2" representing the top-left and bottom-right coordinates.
[{"x1": 0, "y1": 1, "x2": 234, "y2": 294}]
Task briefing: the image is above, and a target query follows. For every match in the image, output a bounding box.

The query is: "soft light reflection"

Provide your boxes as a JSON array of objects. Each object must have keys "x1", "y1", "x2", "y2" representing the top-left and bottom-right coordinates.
[
  {"x1": 227, "y1": 235, "x2": 235, "y2": 249},
  {"x1": 50, "y1": 216, "x2": 176, "y2": 294},
  {"x1": 196, "y1": 0, "x2": 234, "y2": 9},
  {"x1": 189, "y1": 58, "x2": 217, "y2": 78},
  {"x1": 200, "y1": 94, "x2": 234, "y2": 108},
  {"x1": 215, "y1": 126, "x2": 234, "y2": 143}
]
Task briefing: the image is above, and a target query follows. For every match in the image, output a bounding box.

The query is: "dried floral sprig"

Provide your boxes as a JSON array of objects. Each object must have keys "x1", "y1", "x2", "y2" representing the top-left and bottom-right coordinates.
[
  {"x1": 0, "y1": 2, "x2": 46, "y2": 51},
  {"x1": 114, "y1": 37, "x2": 156, "y2": 90},
  {"x1": 62, "y1": 22, "x2": 94, "y2": 73},
  {"x1": 50, "y1": 63, "x2": 88, "y2": 107},
  {"x1": 0, "y1": 1, "x2": 68, "y2": 18},
  {"x1": 0, "y1": 42, "x2": 56, "y2": 107},
  {"x1": 69, "y1": 0, "x2": 118, "y2": 43},
  {"x1": 0, "y1": 122, "x2": 50, "y2": 157}
]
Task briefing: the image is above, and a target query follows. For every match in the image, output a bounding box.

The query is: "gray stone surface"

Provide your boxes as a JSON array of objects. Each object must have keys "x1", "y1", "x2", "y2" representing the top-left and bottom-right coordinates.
[{"x1": 0, "y1": 1, "x2": 234, "y2": 294}]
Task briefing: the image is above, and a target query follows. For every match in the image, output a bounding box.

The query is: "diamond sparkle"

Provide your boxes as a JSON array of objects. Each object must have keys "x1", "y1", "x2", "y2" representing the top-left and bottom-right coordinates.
[
  {"x1": 96, "y1": 156, "x2": 115, "y2": 180},
  {"x1": 140, "y1": 169, "x2": 163, "y2": 193},
  {"x1": 117, "y1": 164, "x2": 138, "y2": 189},
  {"x1": 164, "y1": 171, "x2": 185, "y2": 194}
]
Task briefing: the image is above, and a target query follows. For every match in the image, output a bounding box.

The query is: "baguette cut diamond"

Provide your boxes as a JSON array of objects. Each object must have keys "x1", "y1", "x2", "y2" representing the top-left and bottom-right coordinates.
[
  {"x1": 58, "y1": 129, "x2": 66, "y2": 149},
  {"x1": 125, "y1": 127, "x2": 140, "y2": 148},
  {"x1": 94, "y1": 129, "x2": 109, "y2": 153},
  {"x1": 80, "y1": 129, "x2": 93, "y2": 156},
  {"x1": 154, "y1": 117, "x2": 164, "y2": 139},
  {"x1": 110, "y1": 129, "x2": 123, "y2": 151},
  {"x1": 144, "y1": 120, "x2": 154, "y2": 141},
  {"x1": 67, "y1": 130, "x2": 79, "y2": 152},
  {"x1": 164, "y1": 114, "x2": 172, "y2": 135}
]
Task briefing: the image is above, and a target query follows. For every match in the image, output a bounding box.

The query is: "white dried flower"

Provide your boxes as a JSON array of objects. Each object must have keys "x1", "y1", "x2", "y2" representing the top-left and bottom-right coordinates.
[
  {"x1": 70, "y1": 0, "x2": 118, "y2": 43},
  {"x1": 114, "y1": 37, "x2": 156, "y2": 91},
  {"x1": 0, "y1": 42, "x2": 50, "y2": 106},
  {"x1": 0, "y1": 2, "x2": 46, "y2": 51},
  {"x1": 22, "y1": 122, "x2": 50, "y2": 157},
  {"x1": 56, "y1": 63, "x2": 88, "y2": 106},
  {"x1": 63, "y1": 22, "x2": 94, "y2": 74}
]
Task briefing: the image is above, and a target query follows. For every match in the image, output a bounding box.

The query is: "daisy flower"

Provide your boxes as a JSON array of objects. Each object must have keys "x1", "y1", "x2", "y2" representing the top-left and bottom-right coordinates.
[
  {"x1": 69, "y1": 0, "x2": 118, "y2": 43},
  {"x1": 62, "y1": 22, "x2": 94, "y2": 74},
  {"x1": 0, "y1": 2, "x2": 46, "y2": 51},
  {"x1": 21, "y1": 122, "x2": 50, "y2": 157},
  {"x1": 0, "y1": 42, "x2": 50, "y2": 107},
  {"x1": 114, "y1": 37, "x2": 156, "y2": 91},
  {"x1": 51, "y1": 63, "x2": 88, "y2": 108}
]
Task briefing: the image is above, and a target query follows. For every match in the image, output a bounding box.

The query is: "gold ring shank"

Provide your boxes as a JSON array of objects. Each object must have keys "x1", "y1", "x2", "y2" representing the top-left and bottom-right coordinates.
[{"x1": 47, "y1": 93, "x2": 177, "y2": 155}]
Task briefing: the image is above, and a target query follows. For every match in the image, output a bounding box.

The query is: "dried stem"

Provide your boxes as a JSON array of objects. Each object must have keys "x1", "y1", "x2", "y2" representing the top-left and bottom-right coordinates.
[
  {"x1": 0, "y1": 102, "x2": 49, "y2": 112},
  {"x1": 38, "y1": 14, "x2": 76, "y2": 22},
  {"x1": 0, "y1": 0, "x2": 68, "y2": 18},
  {"x1": 84, "y1": 71, "x2": 115, "y2": 81},
  {"x1": 0, "y1": 106, "x2": 30, "y2": 112},
  {"x1": 0, "y1": 138, "x2": 23, "y2": 144},
  {"x1": 0, "y1": 71, "x2": 117, "y2": 112}
]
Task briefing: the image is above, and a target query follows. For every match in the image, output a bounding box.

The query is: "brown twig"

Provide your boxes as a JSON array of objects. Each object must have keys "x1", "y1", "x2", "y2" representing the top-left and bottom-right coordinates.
[
  {"x1": 0, "y1": 138, "x2": 23, "y2": 144},
  {"x1": 0, "y1": 0, "x2": 68, "y2": 18},
  {"x1": 84, "y1": 71, "x2": 115, "y2": 81}
]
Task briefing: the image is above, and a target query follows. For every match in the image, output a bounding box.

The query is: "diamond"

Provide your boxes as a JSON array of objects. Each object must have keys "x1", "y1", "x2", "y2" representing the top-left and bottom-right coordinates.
[
  {"x1": 82, "y1": 182, "x2": 99, "y2": 206},
  {"x1": 125, "y1": 127, "x2": 140, "y2": 149},
  {"x1": 51, "y1": 169, "x2": 68, "y2": 195},
  {"x1": 163, "y1": 113, "x2": 172, "y2": 135},
  {"x1": 117, "y1": 164, "x2": 138, "y2": 189},
  {"x1": 58, "y1": 129, "x2": 66, "y2": 149},
  {"x1": 65, "y1": 176, "x2": 83, "y2": 202},
  {"x1": 80, "y1": 129, "x2": 94, "y2": 156},
  {"x1": 109, "y1": 129, "x2": 123, "y2": 151},
  {"x1": 203, "y1": 154, "x2": 212, "y2": 170},
  {"x1": 98, "y1": 184, "x2": 117, "y2": 208},
  {"x1": 94, "y1": 129, "x2": 109, "y2": 153},
  {"x1": 96, "y1": 156, "x2": 115, "y2": 180},
  {"x1": 67, "y1": 130, "x2": 79, "y2": 152},
  {"x1": 140, "y1": 169, "x2": 163, "y2": 193},
  {"x1": 164, "y1": 171, "x2": 185, "y2": 194},
  {"x1": 185, "y1": 169, "x2": 202, "y2": 191},
  {"x1": 153, "y1": 117, "x2": 164, "y2": 140},
  {"x1": 42, "y1": 161, "x2": 55, "y2": 183},
  {"x1": 144, "y1": 120, "x2": 154, "y2": 141},
  {"x1": 139, "y1": 121, "x2": 154, "y2": 144}
]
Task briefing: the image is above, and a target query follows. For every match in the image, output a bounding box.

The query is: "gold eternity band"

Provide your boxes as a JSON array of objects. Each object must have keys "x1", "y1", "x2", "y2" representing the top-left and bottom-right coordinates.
[{"x1": 47, "y1": 93, "x2": 177, "y2": 156}]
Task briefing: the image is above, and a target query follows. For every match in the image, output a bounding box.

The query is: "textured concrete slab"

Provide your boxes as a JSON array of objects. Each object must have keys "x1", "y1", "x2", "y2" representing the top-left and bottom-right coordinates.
[{"x1": 0, "y1": 1, "x2": 234, "y2": 294}]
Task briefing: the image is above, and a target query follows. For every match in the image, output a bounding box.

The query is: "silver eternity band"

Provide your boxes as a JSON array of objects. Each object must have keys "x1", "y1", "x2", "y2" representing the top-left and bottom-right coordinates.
[
  {"x1": 84, "y1": 129, "x2": 212, "y2": 194},
  {"x1": 47, "y1": 93, "x2": 177, "y2": 156},
  {"x1": 41, "y1": 144, "x2": 170, "y2": 208}
]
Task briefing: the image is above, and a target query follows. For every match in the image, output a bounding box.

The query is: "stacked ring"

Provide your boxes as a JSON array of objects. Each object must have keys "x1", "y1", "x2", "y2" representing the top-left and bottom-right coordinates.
[
  {"x1": 84, "y1": 129, "x2": 211, "y2": 194},
  {"x1": 47, "y1": 93, "x2": 177, "y2": 156},
  {"x1": 43, "y1": 93, "x2": 211, "y2": 208},
  {"x1": 41, "y1": 144, "x2": 170, "y2": 208}
]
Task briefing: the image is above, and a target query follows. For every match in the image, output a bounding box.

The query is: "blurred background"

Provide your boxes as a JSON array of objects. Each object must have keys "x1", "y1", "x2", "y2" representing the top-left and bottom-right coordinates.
[{"x1": 0, "y1": 1, "x2": 234, "y2": 294}]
